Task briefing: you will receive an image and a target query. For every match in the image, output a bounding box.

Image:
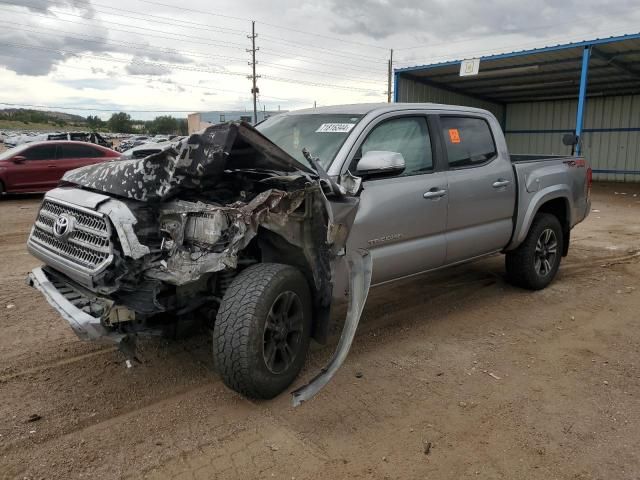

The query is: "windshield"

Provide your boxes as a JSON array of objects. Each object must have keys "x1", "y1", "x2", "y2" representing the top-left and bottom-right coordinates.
[
  {"x1": 256, "y1": 113, "x2": 363, "y2": 168},
  {"x1": 0, "y1": 143, "x2": 31, "y2": 161}
]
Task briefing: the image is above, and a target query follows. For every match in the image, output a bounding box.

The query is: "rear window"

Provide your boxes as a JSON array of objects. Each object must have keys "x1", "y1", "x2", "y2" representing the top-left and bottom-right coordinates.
[
  {"x1": 441, "y1": 116, "x2": 497, "y2": 168},
  {"x1": 58, "y1": 144, "x2": 104, "y2": 159}
]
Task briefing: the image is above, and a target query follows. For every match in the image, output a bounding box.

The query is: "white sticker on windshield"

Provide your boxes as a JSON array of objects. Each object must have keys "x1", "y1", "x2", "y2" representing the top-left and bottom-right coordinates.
[{"x1": 315, "y1": 123, "x2": 356, "y2": 133}]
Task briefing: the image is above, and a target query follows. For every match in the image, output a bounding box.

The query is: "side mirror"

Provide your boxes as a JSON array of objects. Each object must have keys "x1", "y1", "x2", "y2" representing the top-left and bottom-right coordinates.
[
  {"x1": 355, "y1": 150, "x2": 405, "y2": 176},
  {"x1": 12, "y1": 155, "x2": 26, "y2": 164},
  {"x1": 562, "y1": 134, "x2": 578, "y2": 146}
]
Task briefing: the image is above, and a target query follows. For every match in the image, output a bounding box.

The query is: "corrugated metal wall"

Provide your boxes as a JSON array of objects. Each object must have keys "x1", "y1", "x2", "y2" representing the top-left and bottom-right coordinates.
[
  {"x1": 505, "y1": 95, "x2": 640, "y2": 182},
  {"x1": 397, "y1": 76, "x2": 505, "y2": 124}
]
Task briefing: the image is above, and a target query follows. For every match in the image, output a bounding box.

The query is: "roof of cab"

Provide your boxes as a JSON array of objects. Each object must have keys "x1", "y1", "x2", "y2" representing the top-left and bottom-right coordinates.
[{"x1": 284, "y1": 102, "x2": 492, "y2": 116}]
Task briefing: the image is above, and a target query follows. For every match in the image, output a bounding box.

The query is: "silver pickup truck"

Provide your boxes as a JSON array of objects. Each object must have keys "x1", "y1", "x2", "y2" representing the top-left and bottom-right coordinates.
[{"x1": 26, "y1": 103, "x2": 591, "y2": 405}]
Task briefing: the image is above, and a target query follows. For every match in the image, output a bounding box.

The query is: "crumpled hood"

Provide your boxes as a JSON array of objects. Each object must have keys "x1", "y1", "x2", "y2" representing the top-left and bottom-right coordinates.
[{"x1": 62, "y1": 122, "x2": 316, "y2": 202}]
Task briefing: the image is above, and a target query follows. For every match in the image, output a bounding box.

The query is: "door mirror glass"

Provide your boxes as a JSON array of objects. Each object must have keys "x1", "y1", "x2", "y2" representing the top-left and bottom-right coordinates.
[
  {"x1": 355, "y1": 150, "x2": 405, "y2": 176},
  {"x1": 562, "y1": 133, "x2": 579, "y2": 146},
  {"x1": 12, "y1": 155, "x2": 26, "y2": 164}
]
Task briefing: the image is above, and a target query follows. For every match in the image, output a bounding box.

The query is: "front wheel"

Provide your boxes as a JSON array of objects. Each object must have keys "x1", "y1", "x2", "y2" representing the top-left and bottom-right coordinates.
[
  {"x1": 506, "y1": 213, "x2": 563, "y2": 290},
  {"x1": 212, "y1": 263, "x2": 312, "y2": 399}
]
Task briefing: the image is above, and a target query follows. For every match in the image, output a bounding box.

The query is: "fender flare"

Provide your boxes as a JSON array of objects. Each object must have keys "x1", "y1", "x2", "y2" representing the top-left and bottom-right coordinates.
[{"x1": 507, "y1": 184, "x2": 571, "y2": 251}]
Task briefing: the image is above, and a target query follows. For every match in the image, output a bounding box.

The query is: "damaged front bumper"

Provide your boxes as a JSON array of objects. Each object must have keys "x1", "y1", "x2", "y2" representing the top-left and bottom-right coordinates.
[{"x1": 26, "y1": 266, "x2": 126, "y2": 344}]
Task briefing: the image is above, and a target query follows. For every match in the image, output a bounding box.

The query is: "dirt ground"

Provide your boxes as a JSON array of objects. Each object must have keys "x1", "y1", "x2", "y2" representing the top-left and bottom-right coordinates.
[{"x1": 1, "y1": 184, "x2": 639, "y2": 480}]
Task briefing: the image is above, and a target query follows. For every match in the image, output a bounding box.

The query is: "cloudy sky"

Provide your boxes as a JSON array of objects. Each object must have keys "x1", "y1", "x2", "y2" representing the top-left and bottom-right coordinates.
[{"x1": 1, "y1": 0, "x2": 639, "y2": 120}]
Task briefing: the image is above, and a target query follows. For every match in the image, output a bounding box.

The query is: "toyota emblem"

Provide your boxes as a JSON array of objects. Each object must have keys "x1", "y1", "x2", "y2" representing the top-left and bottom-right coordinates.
[{"x1": 53, "y1": 213, "x2": 74, "y2": 240}]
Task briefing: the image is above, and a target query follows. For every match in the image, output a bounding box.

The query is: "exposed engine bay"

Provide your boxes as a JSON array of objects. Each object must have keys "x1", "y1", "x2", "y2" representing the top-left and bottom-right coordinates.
[{"x1": 27, "y1": 122, "x2": 371, "y2": 405}]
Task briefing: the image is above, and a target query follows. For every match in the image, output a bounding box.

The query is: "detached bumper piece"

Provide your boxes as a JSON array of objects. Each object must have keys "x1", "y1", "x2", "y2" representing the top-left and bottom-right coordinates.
[{"x1": 26, "y1": 266, "x2": 126, "y2": 344}]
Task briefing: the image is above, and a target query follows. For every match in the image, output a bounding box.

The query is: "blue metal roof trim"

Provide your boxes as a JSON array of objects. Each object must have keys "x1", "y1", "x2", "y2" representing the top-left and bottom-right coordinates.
[{"x1": 395, "y1": 32, "x2": 640, "y2": 74}]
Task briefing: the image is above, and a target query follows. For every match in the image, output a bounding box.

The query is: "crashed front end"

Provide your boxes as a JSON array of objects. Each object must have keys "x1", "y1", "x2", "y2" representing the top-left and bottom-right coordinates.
[{"x1": 26, "y1": 122, "x2": 370, "y2": 404}]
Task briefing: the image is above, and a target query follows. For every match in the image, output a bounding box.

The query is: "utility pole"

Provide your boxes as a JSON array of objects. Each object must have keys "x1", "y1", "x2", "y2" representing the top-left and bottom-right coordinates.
[
  {"x1": 247, "y1": 21, "x2": 260, "y2": 124},
  {"x1": 387, "y1": 48, "x2": 394, "y2": 103}
]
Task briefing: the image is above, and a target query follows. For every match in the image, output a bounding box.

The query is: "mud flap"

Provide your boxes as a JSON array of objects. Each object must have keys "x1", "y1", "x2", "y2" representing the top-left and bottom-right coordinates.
[{"x1": 291, "y1": 249, "x2": 372, "y2": 406}]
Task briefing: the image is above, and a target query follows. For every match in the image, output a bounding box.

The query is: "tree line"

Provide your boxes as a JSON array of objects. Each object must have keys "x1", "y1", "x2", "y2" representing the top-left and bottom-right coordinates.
[{"x1": 87, "y1": 113, "x2": 188, "y2": 135}]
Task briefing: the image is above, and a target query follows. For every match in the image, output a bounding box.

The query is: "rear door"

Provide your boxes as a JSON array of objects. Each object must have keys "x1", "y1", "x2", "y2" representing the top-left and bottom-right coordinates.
[
  {"x1": 55, "y1": 143, "x2": 109, "y2": 179},
  {"x1": 346, "y1": 114, "x2": 448, "y2": 285},
  {"x1": 4, "y1": 144, "x2": 58, "y2": 191},
  {"x1": 438, "y1": 115, "x2": 516, "y2": 264}
]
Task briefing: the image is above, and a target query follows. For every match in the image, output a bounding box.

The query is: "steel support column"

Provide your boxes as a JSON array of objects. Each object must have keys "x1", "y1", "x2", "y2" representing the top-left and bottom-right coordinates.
[
  {"x1": 575, "y1": 46, "x2": 592, "y2": 155},
  {"x1": 393, "y1": 71, "x2": 399, "y2": 102}
]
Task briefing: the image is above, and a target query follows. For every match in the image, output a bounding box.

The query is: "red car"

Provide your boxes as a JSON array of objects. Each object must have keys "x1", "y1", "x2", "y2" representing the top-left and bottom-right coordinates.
[{"x1": 0, "y1": 141, "x2": 120, "y2": 194}]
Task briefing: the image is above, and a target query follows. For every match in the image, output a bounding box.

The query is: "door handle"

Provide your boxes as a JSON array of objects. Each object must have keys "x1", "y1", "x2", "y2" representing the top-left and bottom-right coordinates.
[
  {"x1": 47, "y1": 164, "x2": 57, "y2": 168},
  {"x1": 423, "y1": 189, "x2": 447, "y2": 199},
  {"x1": 492, "y1": 179, "x2": 511, "y2": 188}
]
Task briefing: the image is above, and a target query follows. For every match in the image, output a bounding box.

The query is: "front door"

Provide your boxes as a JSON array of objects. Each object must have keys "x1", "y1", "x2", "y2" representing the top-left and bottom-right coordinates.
[
  {"x1": 346, "y1": 115, "x2": 448, "y2": 285},
  {"x1": 6, "y1": 143, "x2": 58, "y2": 191}
]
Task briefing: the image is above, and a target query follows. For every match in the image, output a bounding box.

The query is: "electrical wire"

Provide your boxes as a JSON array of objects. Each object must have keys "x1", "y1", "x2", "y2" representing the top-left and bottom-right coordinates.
[
  {"x1": 2, "y1": 23, "x2": 386, "y2": 85},
  {"x1": 0, "y1": 41, "x2": 383, "y2": 93},
  {"x1": 127, "y1": 0, "x2": 390, "y2": 51},
  {"x1": 2, "y1": 4, "x2": 388, "y2": 73}
]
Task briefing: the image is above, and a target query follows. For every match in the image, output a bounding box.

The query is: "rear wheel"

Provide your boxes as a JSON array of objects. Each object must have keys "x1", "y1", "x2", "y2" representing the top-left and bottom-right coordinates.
[
  {"x1": 506, "y1": 213, "x2": 563, "y2": 290},
  {"x1": 212, "y1": 263, "x2": 312, "y2": 399}
]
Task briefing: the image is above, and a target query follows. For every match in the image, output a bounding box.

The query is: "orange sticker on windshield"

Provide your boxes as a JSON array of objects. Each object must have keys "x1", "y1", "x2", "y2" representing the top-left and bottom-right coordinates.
[{"x1": 448, "y1": 128, "x2": 461, "y2": 143}]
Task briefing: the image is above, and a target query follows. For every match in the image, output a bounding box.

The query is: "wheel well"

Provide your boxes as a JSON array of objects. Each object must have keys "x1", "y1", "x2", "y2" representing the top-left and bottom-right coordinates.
[
  {"x1": 536, "y1": 198, "x2": 570, "y2": 256},
  {"x1": 253, "y1": 228, "x2": 331, "y2": 343}
]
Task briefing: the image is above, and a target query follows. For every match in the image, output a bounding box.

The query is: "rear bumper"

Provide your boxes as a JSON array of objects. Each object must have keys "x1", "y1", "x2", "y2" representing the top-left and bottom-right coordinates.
[{"x1": 26, "y1": 266, "x2": 125, "y2": 344}]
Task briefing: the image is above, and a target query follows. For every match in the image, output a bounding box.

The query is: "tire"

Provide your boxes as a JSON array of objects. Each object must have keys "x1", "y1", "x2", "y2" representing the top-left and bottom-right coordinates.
[
  {"x1": 213, "y1": 263, "x2": 312, "y2": 399},
  {"x1": 506, "y1": 213, "x2": 563, "y2": 290}
]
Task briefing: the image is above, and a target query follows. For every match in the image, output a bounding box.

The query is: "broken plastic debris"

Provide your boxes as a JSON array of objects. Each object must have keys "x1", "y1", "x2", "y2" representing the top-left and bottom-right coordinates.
[{"x1": 125, "y1": 359, "x2": 133, "y2": 368}]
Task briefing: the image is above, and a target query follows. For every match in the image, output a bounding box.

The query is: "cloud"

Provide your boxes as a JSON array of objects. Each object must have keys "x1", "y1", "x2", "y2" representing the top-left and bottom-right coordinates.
[
  {"x1": 125, "y1": 58, "x2": 171, "y2": 76},
  {"x1": 2, "y1": 0, "x2": 96, "y2": 18},
  {"x1": 0, "y1": 1, "x2": 193, "y2": 76},
  {"x1": 57, "y1": 78, "x2": 126, "y2": 90},
  {"x1": 327, "y1": 0, "x2": 640, "y2": 41}
]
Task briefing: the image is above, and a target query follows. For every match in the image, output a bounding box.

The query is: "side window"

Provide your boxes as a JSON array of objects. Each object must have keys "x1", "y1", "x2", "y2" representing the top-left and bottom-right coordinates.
[
  {"x1": 357, "y1": 116, "x2": 432, "y2": 176},
  {"x1": 22, "y1": 144, "x2": 56, "y2": 161},
  {"x1": 58, "y1": 144, "x2": 103, "y2": 159},
  {"x1": 441, "y1": 116, "x2": 497, "y2": 168}
]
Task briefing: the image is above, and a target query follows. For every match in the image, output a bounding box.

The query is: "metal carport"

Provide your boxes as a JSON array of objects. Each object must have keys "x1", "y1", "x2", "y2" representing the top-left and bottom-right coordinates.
[{"x1": 394, "y1": 33, "x2": 640, "y2": 182}]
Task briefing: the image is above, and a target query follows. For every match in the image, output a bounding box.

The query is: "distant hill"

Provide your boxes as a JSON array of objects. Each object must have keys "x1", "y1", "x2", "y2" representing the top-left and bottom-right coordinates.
[{"x1": 0, "y1": 108, "x2": 87, "y2": 126}]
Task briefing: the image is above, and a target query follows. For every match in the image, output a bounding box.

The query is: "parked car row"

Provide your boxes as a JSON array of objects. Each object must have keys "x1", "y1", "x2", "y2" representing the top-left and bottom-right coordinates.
[
  {"x1": 1, "y1": 131, "x2": 115, "y2": 149},
  {"x1": 116, "y1": 134, "x2": 181, "y2": 152}
]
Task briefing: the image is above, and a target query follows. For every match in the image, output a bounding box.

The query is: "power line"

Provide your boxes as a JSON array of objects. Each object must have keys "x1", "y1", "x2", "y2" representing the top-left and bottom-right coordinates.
[
  {"x1": 2, "y1": 4, "x2": 387, "y2": 74},
  {"x1": 127, "y1": 0, "x2": 389, "y2": 51},
  {"x1": 0, "y1": 50, "x2": 305, "y2": 103},
  {"x1": 0, "y1": 102, "x2": 206, "y2": 113},
  {"x1": 0, "y1": 21, "x2": 249, "y2": 64},
  {"x1": 32, "y1": 0, "x2": 389, "y2": 65},
  {"x1": 0, "y1": 41, "x2": 382, "y2": 94},
  {"x1": 259, "y1": 35, "x2": 387, "y2": 62},
  {"x1": 0, "y1": 4, "x2": 249, "y2": 51},
  {"x1": 2, "y1": 23, "x2": 386, "y2": 85},
  {"x1": 0, "y1": 40, "x2": 248, "y2": 77}
]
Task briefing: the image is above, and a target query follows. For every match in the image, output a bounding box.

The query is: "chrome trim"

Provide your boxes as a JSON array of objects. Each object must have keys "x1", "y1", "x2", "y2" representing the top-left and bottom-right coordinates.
[
  {"x1": 27, "y1": 195, "x2": 114, "y2": 288},
  {"x1": 26, "y1": 267, "x2": 124, "y2": 344}
]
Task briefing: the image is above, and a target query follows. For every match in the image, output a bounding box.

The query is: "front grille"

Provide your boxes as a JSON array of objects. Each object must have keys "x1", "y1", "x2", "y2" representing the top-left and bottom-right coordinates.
[{"x1": 28, "y1": 199, "x2": 114, "y2": 275}]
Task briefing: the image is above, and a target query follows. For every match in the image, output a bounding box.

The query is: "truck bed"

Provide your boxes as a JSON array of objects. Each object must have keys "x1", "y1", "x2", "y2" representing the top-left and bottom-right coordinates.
[{"x1": 510, "y1": 154, "x2": 574, "y2": 163}]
